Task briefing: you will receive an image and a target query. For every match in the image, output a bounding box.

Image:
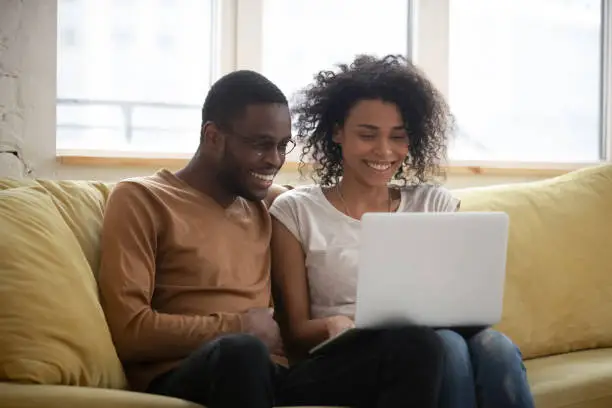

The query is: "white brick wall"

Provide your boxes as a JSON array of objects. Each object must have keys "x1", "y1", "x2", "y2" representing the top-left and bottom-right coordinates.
[
  {"x1": 0, "y1": 0, "x2": 55, "y2": 179},
  {"x1": 0, "y1": 0, "x2": 26, "y2": 177}
]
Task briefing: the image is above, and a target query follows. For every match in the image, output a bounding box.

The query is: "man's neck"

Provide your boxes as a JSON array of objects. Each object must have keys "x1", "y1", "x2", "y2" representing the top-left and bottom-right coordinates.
[{"x1": 175, "y1": 156, "x2": 237, "y2": 208}]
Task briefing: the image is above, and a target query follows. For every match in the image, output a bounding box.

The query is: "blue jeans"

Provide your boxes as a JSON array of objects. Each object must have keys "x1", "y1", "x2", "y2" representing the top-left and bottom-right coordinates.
[{"x1": 436, "y1": 328, "x2": 535, "y2": 408}]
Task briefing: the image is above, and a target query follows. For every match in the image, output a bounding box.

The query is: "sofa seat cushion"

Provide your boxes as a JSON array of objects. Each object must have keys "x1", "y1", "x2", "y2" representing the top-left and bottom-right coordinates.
[
  {"x1": 526, "y1": 348, "x2": 612, "y2": 408},
  {"x1": 0, "y1": 383, "x2": 203, "y2": 408},
  {"x1": 0, "y1": 382, "x2": 343, "y2": 408},
  {"x1": 454, "y1": 164, "x2": 612, "y2": 360}
]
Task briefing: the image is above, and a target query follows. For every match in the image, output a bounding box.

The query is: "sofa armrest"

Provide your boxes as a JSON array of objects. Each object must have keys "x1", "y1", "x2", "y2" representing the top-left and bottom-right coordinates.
[{"x1": 0, "y1": 383, "x2": 203, "y2": 408}]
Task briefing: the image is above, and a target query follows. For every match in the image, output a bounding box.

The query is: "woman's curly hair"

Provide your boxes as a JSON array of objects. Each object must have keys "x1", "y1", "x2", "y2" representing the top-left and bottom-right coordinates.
[{"x1": 292, "y1": 54, "x2": 454, "y2": 186}]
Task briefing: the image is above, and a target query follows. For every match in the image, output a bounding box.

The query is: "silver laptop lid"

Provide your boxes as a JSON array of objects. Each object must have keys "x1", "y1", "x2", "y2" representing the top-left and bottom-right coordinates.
[{"x1": 355, "y1": 212, "x2": 509, "y2": 328}]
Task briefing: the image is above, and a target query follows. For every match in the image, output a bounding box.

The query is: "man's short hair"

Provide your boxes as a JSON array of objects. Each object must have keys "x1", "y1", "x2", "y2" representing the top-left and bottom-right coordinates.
[{"x1": 201, "y1": 70, "x2": 288, "y2": 129}]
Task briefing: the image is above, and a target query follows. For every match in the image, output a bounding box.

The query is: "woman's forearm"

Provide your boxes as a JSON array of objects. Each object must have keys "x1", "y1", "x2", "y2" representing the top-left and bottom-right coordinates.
[{"x1": 290, "y1": 318, "x2": 331, "y2": 353}]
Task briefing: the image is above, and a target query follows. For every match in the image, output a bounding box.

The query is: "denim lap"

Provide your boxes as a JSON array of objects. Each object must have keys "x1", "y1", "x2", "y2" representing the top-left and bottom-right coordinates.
[{"x1": 436, "y1": 328, "x2": 535, "y2": 408}]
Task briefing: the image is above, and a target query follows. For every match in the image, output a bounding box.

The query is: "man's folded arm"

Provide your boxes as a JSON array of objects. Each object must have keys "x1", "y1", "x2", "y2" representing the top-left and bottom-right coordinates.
[{"x1": 98, "y1": 182, "x2": 243, "y2": 363}]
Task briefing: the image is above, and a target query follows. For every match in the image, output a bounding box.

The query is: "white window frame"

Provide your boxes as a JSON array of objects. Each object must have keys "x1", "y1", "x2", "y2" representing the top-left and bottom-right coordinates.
[
  {"x1": 57, "y1": 0, "x2": 612, "y2": 170},
  {"x1": 601, "y1": 0, "x2": 612, "y2": 161}
]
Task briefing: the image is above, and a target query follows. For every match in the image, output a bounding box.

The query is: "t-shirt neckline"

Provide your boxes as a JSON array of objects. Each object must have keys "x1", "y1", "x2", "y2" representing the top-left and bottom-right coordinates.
[{"x1": 314, "y1": 185, "x2": 406, "y2": 223}]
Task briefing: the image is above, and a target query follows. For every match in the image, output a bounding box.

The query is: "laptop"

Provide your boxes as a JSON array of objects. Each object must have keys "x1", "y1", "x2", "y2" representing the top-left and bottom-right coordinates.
[{"x1": 309, "y1": 211, "x2": 509, "y2": 355}]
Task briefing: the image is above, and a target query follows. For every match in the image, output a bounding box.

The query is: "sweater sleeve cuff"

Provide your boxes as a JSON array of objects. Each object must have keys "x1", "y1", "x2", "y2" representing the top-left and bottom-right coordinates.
[{"x1": 231, "y1": 312, "x2": 245, "y2": 333}]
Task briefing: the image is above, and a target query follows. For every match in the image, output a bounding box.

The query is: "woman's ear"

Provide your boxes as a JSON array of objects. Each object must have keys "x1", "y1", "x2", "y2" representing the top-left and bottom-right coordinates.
[{"x1": 332, "y1": 125, "x2": 343, "y2": 144}]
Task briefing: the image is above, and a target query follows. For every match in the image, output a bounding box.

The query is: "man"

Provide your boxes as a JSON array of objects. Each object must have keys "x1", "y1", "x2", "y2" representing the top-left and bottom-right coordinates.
[{"x1": 98, "y1": 70, "x2": 444, "y2": 408}]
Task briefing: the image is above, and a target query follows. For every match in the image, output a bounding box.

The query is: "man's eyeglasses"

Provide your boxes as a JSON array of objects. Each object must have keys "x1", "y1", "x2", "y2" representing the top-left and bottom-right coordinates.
[{"x1": 227, "y1": 130, "x2": 297, "y2": 157}]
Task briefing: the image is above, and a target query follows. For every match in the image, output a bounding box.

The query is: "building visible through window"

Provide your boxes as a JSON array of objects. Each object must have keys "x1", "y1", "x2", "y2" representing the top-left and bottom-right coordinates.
[{"x1": 56, "y1": 0, "x2": 214, "y2": 154}]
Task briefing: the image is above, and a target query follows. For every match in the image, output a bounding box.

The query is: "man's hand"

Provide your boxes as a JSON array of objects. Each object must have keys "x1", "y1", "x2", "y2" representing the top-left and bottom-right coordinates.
[{"x1": 242, "y1": 308, "x2": 284, "y2": 354}]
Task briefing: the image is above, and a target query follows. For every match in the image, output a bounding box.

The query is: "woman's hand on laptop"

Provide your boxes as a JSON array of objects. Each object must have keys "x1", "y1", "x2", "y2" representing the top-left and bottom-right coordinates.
[{"x1": 325, "y1": 315, "x2": 355, "y2": 339}]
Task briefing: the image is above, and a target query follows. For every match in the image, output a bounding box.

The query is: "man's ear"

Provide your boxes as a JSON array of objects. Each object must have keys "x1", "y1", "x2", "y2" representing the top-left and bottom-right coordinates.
[{"x1": 201, "y1": 121, "x2": 224, "y2": 151}]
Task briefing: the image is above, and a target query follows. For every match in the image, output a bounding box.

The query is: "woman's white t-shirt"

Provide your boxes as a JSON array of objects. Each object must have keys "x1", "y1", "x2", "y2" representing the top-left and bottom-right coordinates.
[{"x1": 269, "y1": 184, "x2": 460, "y2": 320}]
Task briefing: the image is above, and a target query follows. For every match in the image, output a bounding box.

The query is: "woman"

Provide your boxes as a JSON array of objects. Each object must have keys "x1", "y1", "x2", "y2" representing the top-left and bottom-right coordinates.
[{"x1": 270, "y1": 54, "x2": 535, "y2": 408}]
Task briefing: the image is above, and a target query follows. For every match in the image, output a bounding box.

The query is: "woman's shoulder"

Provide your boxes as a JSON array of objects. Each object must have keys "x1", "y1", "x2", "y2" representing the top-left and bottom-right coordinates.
[
  {"x1": 275, "y1": 184, "x2": 321, "y2": 201},
  {"x1": 269, "y1": 184, "x2": 333, "y2": 241},
  {"x1": 269, "y1": 184, "x2": 322, "y2": 212},
  {"x1": 398, "y1": 182, "x2": 452, "y2": 194},
  {"x1": 398, "y1": 183, "x2": 460, "y2": 212}
]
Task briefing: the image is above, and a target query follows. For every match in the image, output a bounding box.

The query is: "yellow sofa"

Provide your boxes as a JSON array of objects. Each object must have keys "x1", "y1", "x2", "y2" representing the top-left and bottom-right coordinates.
[{"x1": 0, "y1": 164, "x2": 611, "y2": 408}]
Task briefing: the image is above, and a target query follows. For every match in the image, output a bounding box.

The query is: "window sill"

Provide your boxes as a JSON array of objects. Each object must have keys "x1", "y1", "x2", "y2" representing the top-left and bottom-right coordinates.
[{"x1": 55, "y1": 151, "x2": 604, "y2": 178}]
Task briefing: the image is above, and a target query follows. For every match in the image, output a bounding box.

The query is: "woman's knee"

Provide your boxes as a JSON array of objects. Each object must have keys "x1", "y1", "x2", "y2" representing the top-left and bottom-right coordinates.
[
  {"x1": 469, "y1": 329, "x2": 524, "y2": 370},
  {"x1": 436, "y1": 329, "x2": 472, "y2": 376},
  {"x1": 437, "y1": 329, "x2": 469, "y2": 354},
  {"x1": 468, "y1": 330, "x2": 534, "y2": 404}
]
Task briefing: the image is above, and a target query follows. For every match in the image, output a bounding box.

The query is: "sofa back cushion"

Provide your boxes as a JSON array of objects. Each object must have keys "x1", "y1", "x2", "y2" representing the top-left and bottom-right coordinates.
[
  {"x1": 0, "y1": 185, "x2": 126, "y2": 388},
  {"x1": 454, "y1": 164, "x2": 612, "y2": 360},
  {"x1": 0, "y1": 179, "x2": 113, "y2": 279}
]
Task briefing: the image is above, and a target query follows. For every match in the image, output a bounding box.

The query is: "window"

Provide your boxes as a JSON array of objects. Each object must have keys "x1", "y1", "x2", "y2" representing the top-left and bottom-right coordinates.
[
  {"x1": 57, "y1": 0, "x2": 611, "y2": 166},
  {"x1": 447, "y1": 0, "x2": 603, "y2": 162},
  {"x1": 261, "y1": 0, "x2": 410, "y2": 103},
  {"x1": 56, "y1": 0, "x2": 215, "y2": 154},
  {"x1": 260, "y1": 0, "x2": 410, "y2": 160}
]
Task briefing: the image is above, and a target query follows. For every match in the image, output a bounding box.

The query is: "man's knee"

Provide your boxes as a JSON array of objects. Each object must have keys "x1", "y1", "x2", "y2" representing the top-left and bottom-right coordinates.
[
  {"x1": 382, "y1": 326, "x2": 444, "y2": 366},
  {"x1": 217, "y1": 334, "x2": 270, "y2": 363},
  {"x1": 192, "y1": 334, "x2": 271, "y2": 375}
]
